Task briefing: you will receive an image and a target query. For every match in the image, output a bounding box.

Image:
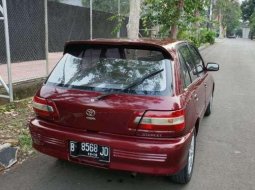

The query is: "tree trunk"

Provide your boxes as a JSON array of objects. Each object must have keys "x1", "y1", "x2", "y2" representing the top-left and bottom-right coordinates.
[
  {"x1": 170, "y1": 25, "x2": 178, "y2": 40},
  {"x1": 219, "y1": 9, "x2": 224, "y2": 38},
  {"x1": 169, "y1": 0, "x2": 184, "y2": 40},
  {"x1": 195, "y1": 10, "x2": 200, "y2": 41},
  {"x1": 195, "y1": 10, "x2": 200, "y2": 29},
  {"x1": 127, "y1": 0, "x2": 141, "y2": 39}
]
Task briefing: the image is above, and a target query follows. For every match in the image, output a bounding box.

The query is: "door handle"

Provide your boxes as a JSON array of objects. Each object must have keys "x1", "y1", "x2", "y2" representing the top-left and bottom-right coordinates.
[
  {"x1": 204, "y1": 82, "x2": 207, "y2": 88},
  {"x1": 193, "y1": 94, "x2": 199, "y2": 101}
]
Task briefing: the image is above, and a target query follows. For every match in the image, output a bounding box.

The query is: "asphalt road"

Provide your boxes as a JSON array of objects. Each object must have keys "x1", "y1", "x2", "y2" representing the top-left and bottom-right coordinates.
[{"x1": 1, "y1": 38, "x2": 255, "y2": 190}]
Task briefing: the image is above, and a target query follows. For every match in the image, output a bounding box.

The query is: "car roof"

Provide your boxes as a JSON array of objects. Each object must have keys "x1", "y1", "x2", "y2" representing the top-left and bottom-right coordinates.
[
  {"x1": 65, "y1": 38, "x2": 183, "y2": 48},
  {"x1": 64, "y1": 38, "x2": 185, "y2": 60}
]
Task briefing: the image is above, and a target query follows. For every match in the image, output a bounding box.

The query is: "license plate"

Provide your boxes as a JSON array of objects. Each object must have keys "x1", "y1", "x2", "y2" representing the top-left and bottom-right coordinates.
[{"x1": 69, "y1": 141, "x2": 110, "y2": 163}]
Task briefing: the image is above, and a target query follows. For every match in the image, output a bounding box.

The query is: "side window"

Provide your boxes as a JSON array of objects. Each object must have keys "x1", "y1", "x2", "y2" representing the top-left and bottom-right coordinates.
[
  {"x1": 178, "y1": 52, "x2": 192, "y2": 88},
  {"x1": 188, "y1": 45, "x2": 204, "y2": 77},
  {"x1": 178, "y1": 45, "x2": 197, "y2": 82}
]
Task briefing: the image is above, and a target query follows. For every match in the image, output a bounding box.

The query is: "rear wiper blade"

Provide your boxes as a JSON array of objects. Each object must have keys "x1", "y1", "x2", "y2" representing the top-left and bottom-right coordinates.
[{"x1": 93, "y1": 69, "x2": 164, "y2": 101}]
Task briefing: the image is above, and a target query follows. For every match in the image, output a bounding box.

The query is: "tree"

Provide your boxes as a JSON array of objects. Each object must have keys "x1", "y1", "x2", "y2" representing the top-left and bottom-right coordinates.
[
  {"x1": 241, "y1": 0, "x2": 255, "y2": 21},
  {"x1": 241, "y1": 0, "x2": 255, "y2": 39},
  {"x1": 170, "y1": 0, "x2": 184, "y2": 39},
  {"x1": 250, "y1": 13, "x2": 255, "y2": 39},
  {"x1": 142, "y1": 0, "x2": 208, "y2": 39},
  {"x1": 178, "y1": 0, "x2": 209, "y2": 39},
  {"x1": 223, "y1": 1, "x2": 241, "y2": 36},
  {"x1": 215, "y1": 0, "x2": 241, "y2": 37},
  {"x1": 142, "y1": 0, "x2": 183, "y2": 39},
  {"x1": 127, "y1": 0, "x2": 142, "y2": 39}
]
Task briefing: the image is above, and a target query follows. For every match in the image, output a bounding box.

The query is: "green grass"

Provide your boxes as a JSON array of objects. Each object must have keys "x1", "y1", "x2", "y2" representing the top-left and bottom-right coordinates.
[
  {"x1": 0, "y1": 103, "x2": 16, "y2": 113},
  {"x1": 19, "y1": 133, "x2": 33, "y2": 152},
  {"x1": 0, "y1": 98, "x2": 35, "y2": 160}
]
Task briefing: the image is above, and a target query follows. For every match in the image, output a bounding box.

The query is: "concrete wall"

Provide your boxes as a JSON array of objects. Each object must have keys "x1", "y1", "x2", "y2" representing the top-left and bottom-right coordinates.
[{"x1": 242, "y1": 27, "x2": 250, "y2": 39}]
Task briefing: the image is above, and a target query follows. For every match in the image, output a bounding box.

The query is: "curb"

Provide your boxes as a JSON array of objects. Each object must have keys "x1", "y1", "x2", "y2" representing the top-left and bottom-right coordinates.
[
  {"x1": 0, "y1": 77, "x2": 45, "y2": 104},
  {"x1": 0, "y1": 143, "x2": 11, "y2": 151},
  {"x1": 198, "y1": 43, "x2": 211, "y2": 51}
]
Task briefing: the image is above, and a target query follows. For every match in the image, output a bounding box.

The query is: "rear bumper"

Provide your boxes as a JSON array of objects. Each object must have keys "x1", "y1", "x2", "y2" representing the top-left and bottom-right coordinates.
[{"x1": 29, "y1": 118, "x2": 193, "y2": 175}]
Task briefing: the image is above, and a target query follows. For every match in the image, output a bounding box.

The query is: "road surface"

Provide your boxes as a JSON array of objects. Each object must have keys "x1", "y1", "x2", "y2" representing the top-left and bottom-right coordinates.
[{"x1": 1, "y1": 38, "x2": 255, "y2": 190}]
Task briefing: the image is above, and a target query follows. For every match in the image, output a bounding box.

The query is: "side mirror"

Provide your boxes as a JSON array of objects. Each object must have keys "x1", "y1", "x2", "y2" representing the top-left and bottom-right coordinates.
[{"x1": 206, "y1": 62, "x2": 219, "y2": 71}]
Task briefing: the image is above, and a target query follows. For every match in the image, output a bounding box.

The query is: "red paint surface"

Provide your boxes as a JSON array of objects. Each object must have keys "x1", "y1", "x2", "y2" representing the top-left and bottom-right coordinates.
[{"x1": 29, "y1": 39, "x2": 216, "y2": 175}]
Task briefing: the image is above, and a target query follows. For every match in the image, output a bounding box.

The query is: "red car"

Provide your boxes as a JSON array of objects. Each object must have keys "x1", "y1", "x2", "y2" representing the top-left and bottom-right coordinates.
[{"x1": 29, "y1": 39, "x2": 219, "y2": 184}]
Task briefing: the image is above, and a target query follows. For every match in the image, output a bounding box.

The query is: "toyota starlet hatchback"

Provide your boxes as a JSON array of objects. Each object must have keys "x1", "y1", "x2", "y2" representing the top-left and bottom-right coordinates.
[{"x1": 29, "y1": 39, "x2": 219, "y2": 184}]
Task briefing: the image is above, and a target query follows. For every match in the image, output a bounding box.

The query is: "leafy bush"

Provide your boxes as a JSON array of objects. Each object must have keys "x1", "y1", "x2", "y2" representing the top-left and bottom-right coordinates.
[
  {"x1": 178, "y1": 30, "x2": 201, "y2": 47},
  {"x1": 204, "y1": 30, "x2": 216, "y2": 44},
  {"x1": 178, "y1": 28, "x2": 215, "y2": 47}
]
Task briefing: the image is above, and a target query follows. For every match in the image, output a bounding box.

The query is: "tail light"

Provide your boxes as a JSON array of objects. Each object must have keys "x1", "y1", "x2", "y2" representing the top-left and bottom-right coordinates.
[
  {"x1": 32, "y1": 96, "x2": 59, "y2": 120},
  {"x1": 135, "y1": 110, "x2": 185, "y2": 133}
]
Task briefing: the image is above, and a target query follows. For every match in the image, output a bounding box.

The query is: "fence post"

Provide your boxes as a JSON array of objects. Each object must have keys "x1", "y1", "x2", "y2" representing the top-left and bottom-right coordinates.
[
  {"x1": 90, "y1": 0, "x2": 93, "y2": 40},
  {"x1": 117, "y1": 0, "x2": 120, "y2": 38},
  {"x1": 2, "y1": 0, "x2": 13, "y2": 102},
  {"x1": 44, "y1": 0, "x2": 49, "y2": 75}
]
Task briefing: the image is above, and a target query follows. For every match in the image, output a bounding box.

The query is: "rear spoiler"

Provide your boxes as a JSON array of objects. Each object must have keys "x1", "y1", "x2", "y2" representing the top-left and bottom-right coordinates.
[{"x1": 63, "y1": 40, "x2": 174, "y2": 60}]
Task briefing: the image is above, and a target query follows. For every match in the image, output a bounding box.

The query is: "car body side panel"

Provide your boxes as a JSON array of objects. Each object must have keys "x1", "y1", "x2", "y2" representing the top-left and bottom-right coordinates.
[
  {"x1": 194, "y1": 76, "x2": 207, "y2": 118},
  {"x1": 204, "y1": 72, "x2": 215, "y2": 106}
]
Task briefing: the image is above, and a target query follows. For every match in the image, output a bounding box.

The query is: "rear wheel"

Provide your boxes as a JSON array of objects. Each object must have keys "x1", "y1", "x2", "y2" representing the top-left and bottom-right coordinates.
[
  {"x1": 204, "y1": 94, "x2": 213, "y2": 116},
  {"x1": 170, "y1": 131, "x2": 196, "y2": 184}
]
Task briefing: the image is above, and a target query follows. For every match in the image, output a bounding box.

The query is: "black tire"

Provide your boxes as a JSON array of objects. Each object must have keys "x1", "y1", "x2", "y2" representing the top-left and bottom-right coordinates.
[
  {"x1": 170, "y1": 131, "x2": 196, "y2": 184},
  {"x1": 204, "y1": 94, "x2": 213, "y2": 116}
]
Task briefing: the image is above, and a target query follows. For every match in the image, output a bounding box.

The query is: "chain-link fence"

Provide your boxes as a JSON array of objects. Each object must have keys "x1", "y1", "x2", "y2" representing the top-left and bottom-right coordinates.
[
  {"x1": 0, "y1": 0, "x2": 130, "y2": 88},
  {"x1": 0, "y1": 0, "x2": 47, "y2": 86},
  {"x1": 0, "y1": 1, "x2": 6, "y2": 65},
  {"x1": 48, "y1": 0, "x2": 129, "y2": 52}
]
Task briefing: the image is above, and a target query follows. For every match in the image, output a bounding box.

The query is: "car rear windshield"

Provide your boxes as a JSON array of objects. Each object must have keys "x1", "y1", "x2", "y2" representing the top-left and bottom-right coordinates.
[{"x1": 46, "y1": 46, "x2": 173, "y2": 96}]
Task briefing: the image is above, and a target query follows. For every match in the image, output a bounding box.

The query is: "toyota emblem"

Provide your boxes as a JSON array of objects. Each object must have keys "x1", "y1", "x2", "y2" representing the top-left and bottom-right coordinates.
[{"x1": 86, "y1": 109, "x2": 96, "y2": 117}]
